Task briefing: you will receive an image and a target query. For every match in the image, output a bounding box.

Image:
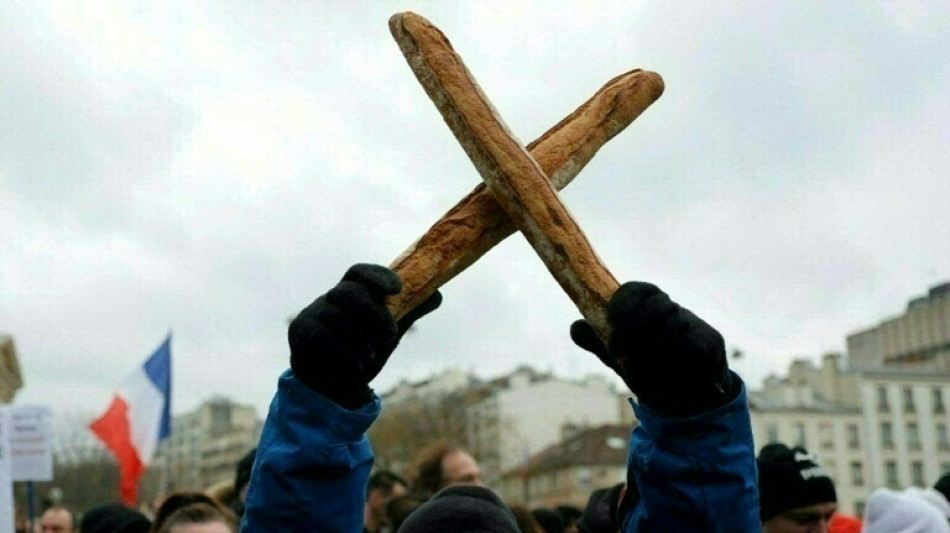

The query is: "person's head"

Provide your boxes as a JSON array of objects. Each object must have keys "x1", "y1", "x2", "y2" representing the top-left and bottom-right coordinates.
[
  {"x1": 79, "y1": 503, "x2": 151, "y2": 533},
  {"x1": 409, "y1": 441, "x2": 482, "y2": 496},
  {"x1": 757, "y1": 444, "x2": 837, "y2": 533},
  {"x1": 364, "y1": 470, "x2": 408, "y2": 531},
  {"x1": 150, "y1": 492, "x2": 223, "y2": 533},
  {"x1": 397, "y1": 485, "x2": 519, "y2": 533},
  {"x1": 862, "y1": 487, "x2": 950, "y2": 533},
  {"x1": 40, "y1": 506, "x2": 77, "y2": 533},
  {"x1": 156, "y1": 503, "x2": 237, "y2": 533}
]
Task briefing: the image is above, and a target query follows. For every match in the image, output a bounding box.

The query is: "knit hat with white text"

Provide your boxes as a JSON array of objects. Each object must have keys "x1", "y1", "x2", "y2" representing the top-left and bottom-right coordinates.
[{"x1": 757, "y1": 443, "x2": 837, "y2": 521}]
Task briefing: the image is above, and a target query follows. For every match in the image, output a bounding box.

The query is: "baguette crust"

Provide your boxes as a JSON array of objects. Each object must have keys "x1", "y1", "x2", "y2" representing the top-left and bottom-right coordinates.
[{"x1": 387, "y1": 12, "x2": 662, "y2": 334}]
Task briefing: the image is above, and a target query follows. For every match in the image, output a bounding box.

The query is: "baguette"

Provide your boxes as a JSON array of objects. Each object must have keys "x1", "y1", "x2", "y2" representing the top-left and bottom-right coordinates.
[{"x1": 387, "y1": 13, "x2": 663, "y2": 324}]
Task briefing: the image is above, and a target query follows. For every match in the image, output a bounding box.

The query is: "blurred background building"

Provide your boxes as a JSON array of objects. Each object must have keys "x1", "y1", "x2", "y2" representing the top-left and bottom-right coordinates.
[
  {"x1": 152, "y1": 396, "x2": 263, "y2": 492},
  {"x1": 750, "y1": 281, "x2": 950, "y2": 517},
  {"x1": 373, "y1": 281, "x2": 950, "y2": 512},
  {"x1": 847, "y1": 281, "x2": 950, "y2": 369},
  {"x1": 0, "y1": 334, "x2": 23, "y2": 403}
]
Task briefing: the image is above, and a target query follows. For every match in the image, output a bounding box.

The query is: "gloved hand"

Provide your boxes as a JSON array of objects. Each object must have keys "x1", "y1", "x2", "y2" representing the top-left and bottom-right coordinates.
[
  {"x1": 288, "y1": 264, "x2": 442, "y2": 409},
  {"x1": 570, "y1": 282, "x2": 738, "y2": 417}
]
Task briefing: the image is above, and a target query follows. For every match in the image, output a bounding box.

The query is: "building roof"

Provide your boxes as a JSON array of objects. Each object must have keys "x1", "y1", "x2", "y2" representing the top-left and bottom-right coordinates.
[{"x1": 505, "y1": 424, "x2": 630, "y2": 477}]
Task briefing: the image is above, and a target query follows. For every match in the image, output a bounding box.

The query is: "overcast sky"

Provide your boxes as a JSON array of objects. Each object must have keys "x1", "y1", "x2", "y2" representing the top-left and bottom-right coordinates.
[{"x1": 2, "y1": 2, "x2": 948, "y2": 422}]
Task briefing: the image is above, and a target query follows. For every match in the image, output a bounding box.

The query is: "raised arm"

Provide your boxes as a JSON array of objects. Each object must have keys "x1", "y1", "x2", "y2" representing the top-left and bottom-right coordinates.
[
  {"x1": 572, "y1": 282, "x2": 760, "y2": 532},
  {"x1": 241, "y1": 264, "x2": 441, "y2": 533}
]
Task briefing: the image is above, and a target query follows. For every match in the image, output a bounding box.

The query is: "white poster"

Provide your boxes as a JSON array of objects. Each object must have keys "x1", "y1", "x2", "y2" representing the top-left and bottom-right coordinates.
[
  {"x1": 0, "y1": 407, "x2": 15, "y2": 533},
  {"x1": 9, "y1": 405, "x2": 53, "y2": 482}
]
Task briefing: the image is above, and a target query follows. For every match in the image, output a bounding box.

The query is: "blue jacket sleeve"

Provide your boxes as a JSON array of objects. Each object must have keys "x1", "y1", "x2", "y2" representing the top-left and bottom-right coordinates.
[
  {"x1": 240, "y1": 370, "x2": 380, "y2": 533},
  {"x1": 622, "y1": 373, "x2": 761, "y2": 533}
]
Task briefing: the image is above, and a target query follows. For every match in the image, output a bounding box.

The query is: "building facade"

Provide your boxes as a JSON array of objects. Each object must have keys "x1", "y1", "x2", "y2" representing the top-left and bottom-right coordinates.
[
  {"x1": 752, "y1": 353, "x2": 950, "y2": 517},
  {"x1": 383, "y1": 369, "x2": 477, "y2": 406},
  {"x1": 153, "y1": 396, "x2": 263, "y2": 491},
  {"x1": 464, "y1": 366, "x2": 627, "y2": 491},
  {"x1": 500, "y1": 424, "x2": 629, "y2": 508},
  {"x1": 847, "y1": 282, "x2": 950, "y2": 369}
]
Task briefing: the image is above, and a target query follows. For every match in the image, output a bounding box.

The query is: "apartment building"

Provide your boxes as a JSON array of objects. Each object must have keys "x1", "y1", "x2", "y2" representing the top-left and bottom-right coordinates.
[
  {"x1": 500, "y1": 424, "x2": 629, "y2": 508},
  {"x1": 750, "y1": 385, "x2": 867, "y2": 515},
  {"x1": 847, "y1": 281, "x2": 950, "y2": 369},
  {"x1": 153, "y1": 396, "x2": 263, "y2": 491},
  {"x1": 753, "y1": 353, "x2": 950, "y2": 516},
  {"x1": 464, "y1": 366, "x2": 626, "y2": 490},
  {"x1": 382, "y1": 368, "x2": 478, "y2": 406}
]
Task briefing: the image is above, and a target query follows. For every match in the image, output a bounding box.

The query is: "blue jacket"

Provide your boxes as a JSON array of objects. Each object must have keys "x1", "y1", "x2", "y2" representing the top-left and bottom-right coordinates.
[
  {"x1": 241, "y1": 370, "x2": 759, "y2": 532},
  {"x1": 241, "y1": 371, "x2": 380, "y2": 533},
  {"x1": 624, "y1": 373, "x2": 761, "y2": 532}
]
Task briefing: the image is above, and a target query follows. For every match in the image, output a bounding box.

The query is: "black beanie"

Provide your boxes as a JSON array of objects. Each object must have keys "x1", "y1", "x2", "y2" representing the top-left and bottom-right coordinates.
[
  {"x1": 235, "y1": 447, "x2": 257, "y2": 490},
  {"x1": 80, "y1": 503, "x2": 151, "y2": 533},
  {"x1": 397, "y1": 485, "x2": 520, "y2": 533},
  {"x1": 935, "y1": 471, "x2": 950, "y2": 502},
  {"x1": 757, "y1": 444, "x2": 837, "y2": 521}
]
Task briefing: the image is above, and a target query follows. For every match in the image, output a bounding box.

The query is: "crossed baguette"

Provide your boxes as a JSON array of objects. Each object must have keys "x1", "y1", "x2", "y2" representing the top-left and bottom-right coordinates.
[{"x1": 386, "y1": 12, "x2": 664, "y2": 342}]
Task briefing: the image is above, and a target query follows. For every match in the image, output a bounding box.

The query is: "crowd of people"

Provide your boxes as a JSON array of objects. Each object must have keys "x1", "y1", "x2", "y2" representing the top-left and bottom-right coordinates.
[
  {"x1": 19, "y1": 446, "x2": 257, "y2": 533},
  {"x1": 25, "y1": 436, "x2": 950, "y2": 533},
  {"x1": 20, "y1": 264, "x2": 950, "y2": 531}
]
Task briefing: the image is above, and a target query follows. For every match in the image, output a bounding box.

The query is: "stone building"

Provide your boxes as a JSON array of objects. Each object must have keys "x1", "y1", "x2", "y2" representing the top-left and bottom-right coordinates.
[
  {"x1": 752, "y1": 352, "x2": 950, "y2": 517},
  {"x1": 847, "y1": 281, "x2": 950, "y2": 369},
  {"x1": 152, "y1": 396, "x2": 263, "y2": 491}
]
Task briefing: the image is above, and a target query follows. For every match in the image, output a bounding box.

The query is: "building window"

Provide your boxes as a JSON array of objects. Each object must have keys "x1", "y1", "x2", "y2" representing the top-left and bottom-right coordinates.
[
  {"x1": 855, "y1": 501, "x2": 866, "y2": 518},
  {"x1": 941, "y1": 462, "x2": 950, "y2": 475},
  {"x1": 794, "y1": 422, "x2": 807, "y2": 448},
  {"x1": 881, "y1": 422, "x2": 894, "y2": 449},
  {"x1": 907, "y1": 423, "x2": 921, "y2": 450},
  {"x1": 850, "y1": 461, "x2": 864, "y2": 486},
  {"x1": 903, "y1": 387, "x2": 916, "y2": 413},
  {"x1": 912, "y1": 461, "x2": 925, "y2": 486},
  {"x1": 939, "y1": 424, "x2": 950, "y2": 451},
  {"x1": 885, "y1": 461, "x2": 899, "y2": 487},
  {"x1": 819, "y1": 422, "x2": 833, "y2": 449},
  {"x1": 877, "y1": 386, "x2": 890, "y2": 412},
  {"x1": 935, "y1": 388, "x2": 946, "y2": 414},
  {"x1": 767, "y1": 423, "x2": 779, "y2": 444},
  {"x1": 847, "y1": 424, "x2": 860, "y2": 449},
  {"x1": 577, "y1": 468, "x2": 592, "y2": 491}
]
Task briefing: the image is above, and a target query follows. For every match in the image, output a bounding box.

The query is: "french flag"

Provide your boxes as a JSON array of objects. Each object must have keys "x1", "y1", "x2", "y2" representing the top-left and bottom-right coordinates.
[{"x1": 90, "y1": 335, "x2": 171, "y2": 505}]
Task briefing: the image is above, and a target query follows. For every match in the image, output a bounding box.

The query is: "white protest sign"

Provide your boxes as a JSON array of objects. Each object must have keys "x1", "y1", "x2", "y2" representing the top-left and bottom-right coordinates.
[
  {"x1": 9, "y1": 405, "x2": 53, "y2": 482},
  {"x1": 0, "y1": 407, "x2": 15, "y2": 533}
]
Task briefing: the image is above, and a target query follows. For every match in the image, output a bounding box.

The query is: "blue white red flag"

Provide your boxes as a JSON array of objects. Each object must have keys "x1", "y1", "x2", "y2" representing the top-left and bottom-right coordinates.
[{"x1": 90, "y1": 335, "x2": 171, "y2": 504}]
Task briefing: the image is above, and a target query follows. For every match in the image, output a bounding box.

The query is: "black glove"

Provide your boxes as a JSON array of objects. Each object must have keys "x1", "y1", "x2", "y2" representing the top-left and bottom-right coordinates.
[
  {"x1": 288, "y1": 264, "x2": 442, "y2": 409},
  {"x1": 570, "y1": 282, "x2": 738, "y2": 417}
]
